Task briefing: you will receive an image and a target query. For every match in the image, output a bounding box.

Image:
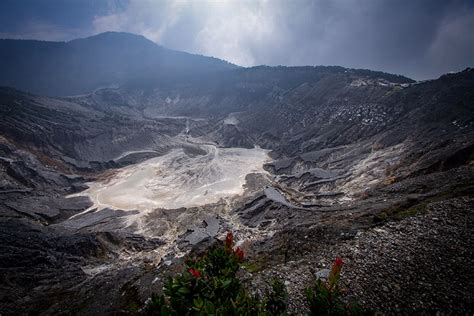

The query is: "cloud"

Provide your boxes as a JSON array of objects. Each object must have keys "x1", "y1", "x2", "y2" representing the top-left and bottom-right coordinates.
[
  {"x1": 194, "y1": 1, "x2": 279, "y2": 66},
  {"x1": 90, "y1": 0, "x2": 359, "y2": 66},
  {"x1": 2, "y1": 0, "x2": 473, "y2": 79},
  {"x1": 0, "y1": 19, "x2": 83, "y2": 41},
  {"x1": 92, "y1": 0, "x2": 188, "y2": 44},
  {"x1": 427, "y1": 9, "x2": 474, "y2": 76}
]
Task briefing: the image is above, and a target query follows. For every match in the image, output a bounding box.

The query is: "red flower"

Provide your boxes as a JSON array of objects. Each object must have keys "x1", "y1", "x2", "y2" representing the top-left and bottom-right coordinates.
[
  {"x1": 188, "y1": 268, "x2": 201, "y2": 278},
  {"x1": 225, "y1": 232, "x2": 234, "y2": 249},
  {"x1": 331, "y1": 257, "x2": 343, "y2": 275},
  {"x1": 234, "y1": 247, "x2": 244, "y2": 261},
  {"x1": 328, "y1": 257, "x2": 344, "y2": 287}
]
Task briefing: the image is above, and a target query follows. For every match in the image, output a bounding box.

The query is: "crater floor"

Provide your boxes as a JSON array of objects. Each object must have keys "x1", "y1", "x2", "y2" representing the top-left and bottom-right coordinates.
[{"x1": 79, "y1": 140, "x2": 270, "y2": 211}]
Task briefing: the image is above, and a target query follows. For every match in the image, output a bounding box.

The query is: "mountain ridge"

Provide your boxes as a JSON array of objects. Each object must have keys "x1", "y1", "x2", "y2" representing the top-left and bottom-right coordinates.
[
  {"x1": 0, "y1": 31, "x2": 238, "y2": 96},
  {"x1": 0, "y1": 31, "x2": 420, "y2": 98}
]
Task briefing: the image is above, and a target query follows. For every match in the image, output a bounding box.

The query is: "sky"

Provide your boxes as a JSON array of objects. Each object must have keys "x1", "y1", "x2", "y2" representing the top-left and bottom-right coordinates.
[{"x1": 0, "y1": 0, "x2": 473, "y2": 80}]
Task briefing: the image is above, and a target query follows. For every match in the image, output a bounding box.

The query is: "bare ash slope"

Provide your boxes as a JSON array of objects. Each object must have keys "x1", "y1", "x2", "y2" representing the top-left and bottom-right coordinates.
[{"x1": 0, "y1": 66, "x2": 473, "y2": 314}]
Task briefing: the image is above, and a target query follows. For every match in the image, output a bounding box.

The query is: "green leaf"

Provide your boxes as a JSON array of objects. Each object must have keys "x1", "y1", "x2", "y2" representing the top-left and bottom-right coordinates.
[
  {"x1": 205, "y1": 300, "x2": 215, "y2": 314},
  {"x1": 193, "y1": 297, "x2": 204, "y2": 310},
  {"x1": 177, "y1": 287, "x2": 190, "y2": 295},
  {"x1": 221, "y1": 279, "x2": 232, "y2": 288}
]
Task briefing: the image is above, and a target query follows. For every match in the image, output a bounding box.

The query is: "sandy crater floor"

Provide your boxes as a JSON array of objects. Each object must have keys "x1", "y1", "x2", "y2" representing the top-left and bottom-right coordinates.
[{"x1": 81, "y1": 142, "x2": 270, "y2": 211}]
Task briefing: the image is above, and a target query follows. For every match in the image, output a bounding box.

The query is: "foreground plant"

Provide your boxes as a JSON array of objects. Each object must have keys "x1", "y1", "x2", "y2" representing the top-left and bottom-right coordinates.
[
  {"x1": 306, "y1": 258, "x2": 372, "y2": 315},
  {"x1": 143, "y1": 232, "x2": 288, "y2": 315},
  {"x1": 305, "y1": 257, "x2": 345, "y2": 315},
  {"x1": 143, "y1": 232, "x2": 370, "y2": 315}
]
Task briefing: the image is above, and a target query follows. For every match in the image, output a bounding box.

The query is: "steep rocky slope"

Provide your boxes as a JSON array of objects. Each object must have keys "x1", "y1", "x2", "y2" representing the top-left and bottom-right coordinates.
[{"x1": 0, "y1": 66, "x2": 473, "y2": 314}]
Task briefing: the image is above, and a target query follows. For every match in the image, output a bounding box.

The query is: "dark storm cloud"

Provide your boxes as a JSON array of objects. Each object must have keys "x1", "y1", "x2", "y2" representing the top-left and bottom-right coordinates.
[
  {"x1": 0, "y1": 0, "x2": 108, "y2": 40},
  {"x1": 0, "y1": 0, "x2": 473, "y2": 80}
]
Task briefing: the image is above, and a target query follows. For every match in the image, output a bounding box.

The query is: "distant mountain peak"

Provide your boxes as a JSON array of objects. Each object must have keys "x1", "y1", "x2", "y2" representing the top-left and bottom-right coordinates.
[
  {"x1": 0, "y1": 32, "x2": 238, "y2": 96},
  {"x1": 69, "y1": 31, "x2": 155, "y2": 45}
]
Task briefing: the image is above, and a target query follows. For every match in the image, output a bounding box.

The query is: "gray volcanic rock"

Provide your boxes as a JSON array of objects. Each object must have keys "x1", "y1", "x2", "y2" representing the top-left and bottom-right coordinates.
[
  {"x1": 0, "y1": 87, "x2": 189, "y2": 167},
  {"x1": 0, "y1": 216, "x2": 165, "y2": 315},
  {"x1": 245, "y1": 196, "x2": 474, "y2": 315},
  {"x1": 184, "y1": 216, "x2": 221, "y2": 245},
  {"x1": 0, "y1": 66, "x2": 473, "y2": 314}
]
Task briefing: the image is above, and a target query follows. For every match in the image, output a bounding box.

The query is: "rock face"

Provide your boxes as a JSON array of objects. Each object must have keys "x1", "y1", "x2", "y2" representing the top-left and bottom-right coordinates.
[{"x1": 0, "y1": 54, "x2": 473, "y2": 315}]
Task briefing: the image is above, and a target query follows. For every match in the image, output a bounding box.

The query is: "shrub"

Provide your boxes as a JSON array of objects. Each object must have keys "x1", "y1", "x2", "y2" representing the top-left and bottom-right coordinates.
[
  {"x1": 306, "y1": 257, "x2": 346, "y2": 315},
  {"x1": 143, "y1": 232, "x2": 370, "y2": 315},
  {"x1": 142, "y1": 232, "x2": 288, "y2": 315},
  {"x1": 306, "y1": 258, "x2": 372, "y2": 315}
]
